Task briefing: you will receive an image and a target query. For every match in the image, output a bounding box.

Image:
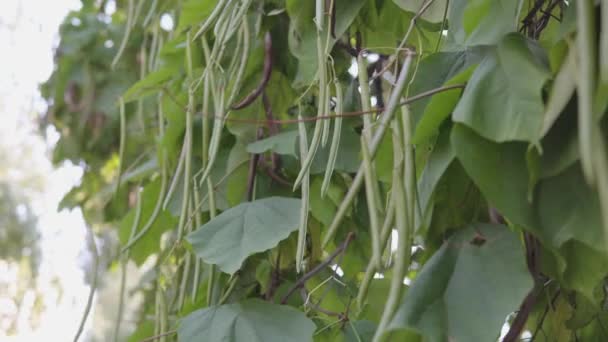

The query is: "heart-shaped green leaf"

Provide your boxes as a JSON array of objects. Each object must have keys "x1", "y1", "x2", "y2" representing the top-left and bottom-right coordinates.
[
  {"x1": 186, "y1": 197, "x2": 301, "y2": 274},
  {"x1": 388, "y1": 224, "x2": 534, "y2": 342},
  {"x1": 453, "y1": 33, "x2": 551, "y2": 142},
  {"x1": 178, "y1": 299, "x2": 316, "y2": 342}
]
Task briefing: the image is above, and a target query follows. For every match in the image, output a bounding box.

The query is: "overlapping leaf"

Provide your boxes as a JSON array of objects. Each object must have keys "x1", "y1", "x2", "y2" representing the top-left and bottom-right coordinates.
[
  {"x1": 179, "y1": 299, "x2": 315, "y2": 342},
  {"x1": 186, "y1": 197, "x2": 301, "y2": 274},
  {"x1": 453, "y1": 33, "x2": 551, "y2": 142},
  {"x1": 388, "y1": 224, "x2": 534, "y2": 342}
]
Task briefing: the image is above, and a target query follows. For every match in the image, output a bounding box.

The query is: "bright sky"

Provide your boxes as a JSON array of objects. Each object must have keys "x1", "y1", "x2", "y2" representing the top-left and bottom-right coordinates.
[{"x1": 0, "y1": 0, "x2": 94, "y2": 340}]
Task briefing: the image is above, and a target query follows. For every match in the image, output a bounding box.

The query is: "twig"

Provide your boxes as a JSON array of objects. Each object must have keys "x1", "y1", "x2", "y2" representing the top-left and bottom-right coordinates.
[
  {"x1": 206, "y1": 84, "x2": 466, "y2": 125},
  {"x1": 231, "y1": 32, "x2": 273, "y2": 109},
  {"x1": 300, "y1": 288, "x2": 341, "y2": 316},
  {"x1": 530, "y1": 290, "x2": 561, "y2": 341},
  {"x1": 281, "y1": 232, "x2": 356, "y2": 304},
  {"x1": 139, "y1": 330, "x2": 176, "y2": 342},
  {"x1": 265, "y1": 251, "x2": 282, "y2": 300}
]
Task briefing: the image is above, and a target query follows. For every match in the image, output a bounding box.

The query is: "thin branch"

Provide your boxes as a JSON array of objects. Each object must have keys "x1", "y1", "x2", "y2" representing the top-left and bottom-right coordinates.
[
  {"x1": 207, "y1": 84, "x2": 466, "y2": 125},
  {"x1": 281, "y1": 232, "x2": 356, "y2": 304},
  {"x1": 530, "y1": 290, "x2": 561, "y2": 341},
  {"x1": 503, "y1": 233, "x2": 543, "y2": 342},
  {"x1": 300, "y1": 288, "x2": 341, "y2": 316},
  {"x1": 138, "y1": 330, "x2": 177, "y2": 342}
]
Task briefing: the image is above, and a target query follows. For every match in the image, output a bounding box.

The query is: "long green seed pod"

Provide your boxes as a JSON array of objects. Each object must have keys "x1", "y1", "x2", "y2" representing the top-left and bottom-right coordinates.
[
  {"x1": 357, "y1": 198, "x2": 395, "y2": 308},
  {"x1": 176, "y1": 88, "x2": 194, "y2": 242},
  {"x1": 372, "y1": 119, "x2": 411, "y2": 342},
  {"x1": 158, "y1": 286, "x2": 168, "y2": 342},
  {"x1": 601, "y1": 0, "x2": 608, "y2": 82},
  {"x1": 357, "y1": 54, "x2": 373, "y2": 140},
  {"x1": 193, "y1": 0, "x2": 228, "y2": 40},
  {"x1": 361, "y1": 135, "x2": 382, "y2": 269},
  {"x1": 576, "y1": 0, "x2": 597, "y2": 184},
  {"x1": 142, "y1": 0, "x2": 158, "y2": 27},
  {"x1": 162, "y1": 140, "x2": 186, "y2": 209},
  {"x1": 114, "y1": 189, "x2": 142, "y2": 342},
  {"x1": 321, "y1": 81, "x2": 343, "y2": 197},
  {"x1": 191, "y1": 181, "x2": 203, "y2": 302},
  {"x1": 296, "y1": 110, "x2": 310, "y2": 273},
  {"x1": 73, "y1": 229, "x2": 99, "y2": 342},
  {"x1": 114, "y1": 98, "x2": 127, "y2": 197},
  {"x1": 322, "y1": 52, "x2": 414, "y2": 247},
  {"x1": 111, "y1": 0, "x2": 135, "y2": 69},
  {"x1": 293, "y1": 35, "x2": 327, "y2": 190},
  {"x1": 226, "y1": 19, "x2": 251, "y2": 106}
]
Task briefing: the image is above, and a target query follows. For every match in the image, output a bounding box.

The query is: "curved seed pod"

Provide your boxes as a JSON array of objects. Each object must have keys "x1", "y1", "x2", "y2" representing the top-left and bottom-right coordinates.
[
  {"x1": 162, "y1": 142, "x2": 186, "y2": 209},
  {"x1": 293, "y1": 34, "x2": 327, "y2": 190},
  {"x1": 321, "y1": 83, "x2": 331, "y2": 147},
  {"x1": 73, "y1": 229, "x2": 99, "y2": 342},
  {"x1": 193, "y1": 0, "x2": 228, "y2": 40},
  {"x1": 114, "y1": 98, "x2": 127, "y2": 198},
  {"x1": 357, "y1": 53, "x2": 373, "y2": 141},
  {"x1": 111, "y1": 0, "x2": 135, "y2": 69},
  {"x1": 226, "y1": 19, "x2": 251, "y2": 105},
  {"x1": 575, "y1": 0, "x2": 597, "y2": 184},
  {"x1": 357, "y1": 198, "x2": 395, "y2": 308},
  {"x1": 231, "y1": 31, "x2": 272, "y2": 110},
  {"x1": 114, "y1": 189, "x2": 142, "y2": 342},
  {"x1": 372, "y1": 119, "x2": 411, "y2": 342},
  {"x1": 361, "y1": 136, "x2": 382, "y2": 269},
  {"x1": 321, "y1": 81, "x2": 343, "y2": 197},
  {"x1": 322, "y1": 52, "x2": 414, "y2": 248},
  {"x1": 296, "y1": 110, "x2": 310, "y2": 273}
]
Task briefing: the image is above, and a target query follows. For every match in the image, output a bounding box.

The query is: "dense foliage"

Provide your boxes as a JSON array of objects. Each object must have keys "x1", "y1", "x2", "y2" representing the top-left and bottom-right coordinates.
[{"x1": 41, "y1": 0, "x2": 608, "y2": 341}]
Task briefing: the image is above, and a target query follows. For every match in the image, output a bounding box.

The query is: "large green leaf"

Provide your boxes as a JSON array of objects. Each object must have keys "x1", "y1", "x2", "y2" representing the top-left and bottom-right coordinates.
[
  {"x1": 392, "y1": 0, "x2": 448, "y2": 23},
  {"x1": 408, "y1": 48, "x2": 486, "y2": 142},
  {"x1": 451, "y1": 124, "x2": 537, "y2": 229},
  {"x1": 388, "y1": 224, "x2": 534, "y2": 342},
  {"x1": 417, "y1": 129, "x2": 455, "y2": 220},
  {"x1": 452, "y1": 125, "x2": 608, "y2": 299},
  {"x1": 453, "y1": 33, "x2": 551, "y2": 142},
  {"x1": 537, "y1": 165, "x2": 607, "y2": 254},
  {"x1": 178, "y1": 299, "x2": 316, "y2": 342},
  {"x1": 411, "y1": 67, "x2": 472, "y2": 144},
  {"x1": 186, "y1": 197, "x2": 301, "y2": 274},
  {"x1": 247, "y1": 130, "x2": 300, "y2": 157},
  {"x1": 447, "y1": 0, "x2": 521, "y2": 47},
  {"x1": 122, "y1": 66, "x2": 179, "y2": 103},
  {"x1": 177, "y1": 0, "x2": 219, "y2": 32}
]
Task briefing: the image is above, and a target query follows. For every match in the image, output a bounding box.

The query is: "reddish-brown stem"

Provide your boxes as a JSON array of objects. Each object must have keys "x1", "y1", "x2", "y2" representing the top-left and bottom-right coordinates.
[
  {"x1": 166, "y1": 84, "x2": 464, "y2": 126},
  {"x1": 218, "y1": 84, "x2": 465, "y2": 125},
  {"x1": 503, "y1": 233, "x2": 542, "y2": 342},
  {"x1": 231, "y1": 32, "x2": 273, "y2": 110},
  {"x1": 139, "y1": 330, "x2": 177, "y2": 342}
]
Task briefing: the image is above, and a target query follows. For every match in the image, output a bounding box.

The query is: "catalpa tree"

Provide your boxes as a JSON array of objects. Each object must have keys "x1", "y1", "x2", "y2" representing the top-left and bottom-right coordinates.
[{"x1": 41, "y1": 0, "x2": 608, "y2": 341}]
